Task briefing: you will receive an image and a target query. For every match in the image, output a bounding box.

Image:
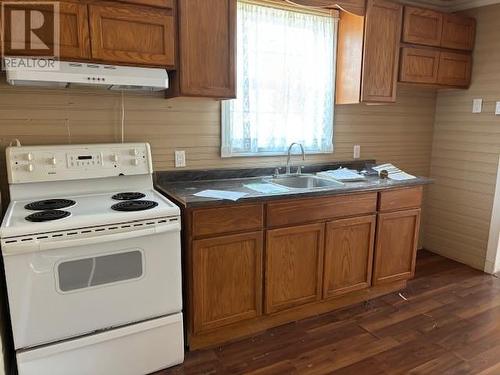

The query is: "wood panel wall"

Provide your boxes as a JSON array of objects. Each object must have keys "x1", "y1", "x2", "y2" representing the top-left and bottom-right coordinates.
[
  {"x1": 423, "y1": 4, "x2": 500, "y2": 270},
  {"x1": 0, "y1": 82, "x2": 436, "y2": 203}
]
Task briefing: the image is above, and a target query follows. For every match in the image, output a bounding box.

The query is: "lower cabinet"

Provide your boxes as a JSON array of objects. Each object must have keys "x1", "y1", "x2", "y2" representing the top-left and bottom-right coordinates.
[
  {"x1": 323, "y1": 215, "x2": 376, "y2": 298},
  {"x1": 184, "y1": 187, "x2": 425, "y2": 348},
  {"x1": 192, "y1": 231, "x2": 263, "y2": 333},
  {"x1": 373, "y1": 209, "x2": 421, "y2": 285},
  {"x1": 265, "y1": 223, "x2": 325, "y2": 313}
]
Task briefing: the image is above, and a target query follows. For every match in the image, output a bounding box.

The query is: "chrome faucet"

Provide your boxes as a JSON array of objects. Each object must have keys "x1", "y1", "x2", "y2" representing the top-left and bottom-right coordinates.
[{"x1": 285, "y1": 143, "x2": 305, "y2": 175}]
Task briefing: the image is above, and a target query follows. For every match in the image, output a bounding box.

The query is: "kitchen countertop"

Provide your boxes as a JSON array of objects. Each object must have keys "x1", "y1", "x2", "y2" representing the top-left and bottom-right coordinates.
[{"x1": 155, "y1": 162, "x2": 433, "y2": 208}]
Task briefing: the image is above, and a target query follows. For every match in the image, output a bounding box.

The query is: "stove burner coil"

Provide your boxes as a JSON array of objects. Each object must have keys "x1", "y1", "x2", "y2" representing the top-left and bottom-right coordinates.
[
  {"x1": 25, "y1": 199, "x2": 76, "y2": 211},
  {"x1": 25, "y1": 210, "x2": 71, "y2": 222},
  {"x1": 111, "y1": 200, "x2": 158, "y2": 212},
  {"x1": 112, "y1": 192, "x2": 146, "y2": 201}
]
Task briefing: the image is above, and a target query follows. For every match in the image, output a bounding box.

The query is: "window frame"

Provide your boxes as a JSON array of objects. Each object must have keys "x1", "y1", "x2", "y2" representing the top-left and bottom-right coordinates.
[{"x1": 221, "y1": 1, "x2": 339, "y2": 158}]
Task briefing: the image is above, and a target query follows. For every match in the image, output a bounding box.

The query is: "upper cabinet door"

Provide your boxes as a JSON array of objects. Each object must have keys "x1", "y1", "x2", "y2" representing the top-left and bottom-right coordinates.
[
  {"x1": 1, "y1": 1, "x2": 90, "y2": 60},
  {"x1": 88, "y1": 3, "x2": 175, "y2": 67},
  {"x1": 402, "y1": 6, "x2": 443, "y2": 47},
  {"x1": 441, "y1": 14, "x2": 476, "y2": 51},
  {"x1": 176, "y1": 0, "x2": 236, "y2": 98},
  {"x1": 361, "y1": 0, "x2": 403, "y2": 103},
  {"x1": 399, "y1": 47, "x2": 440, "y2": 84},
  {"x1": 437, "y1": 51, "x2": 472, "y2": 87},
  {"x1": 59, "y1": 2, "x2": 91, "y2": 60}
]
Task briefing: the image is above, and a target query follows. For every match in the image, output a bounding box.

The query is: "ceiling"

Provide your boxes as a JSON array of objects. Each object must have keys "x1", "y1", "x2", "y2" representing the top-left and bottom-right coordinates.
[{"x1": 400, "y1": 0, "x2": 500, "y2": 11}]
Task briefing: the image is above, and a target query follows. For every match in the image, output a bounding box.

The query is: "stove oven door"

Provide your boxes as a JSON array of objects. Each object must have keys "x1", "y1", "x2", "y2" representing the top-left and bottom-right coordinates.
[{"x1": 2, "y1": 219, "x2": 182, "y2": 350}]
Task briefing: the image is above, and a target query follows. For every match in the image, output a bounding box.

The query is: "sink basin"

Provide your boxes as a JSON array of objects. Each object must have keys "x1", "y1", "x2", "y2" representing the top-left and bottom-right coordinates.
[{"x1": 268, "y1": 175, "x2": 344, "y2": 189}]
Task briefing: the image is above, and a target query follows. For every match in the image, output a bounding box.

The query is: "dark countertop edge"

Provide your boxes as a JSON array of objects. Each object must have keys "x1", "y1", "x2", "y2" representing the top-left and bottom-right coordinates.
[{"x1": 155, "y1": 177, "x2": 434, "y2": 209}]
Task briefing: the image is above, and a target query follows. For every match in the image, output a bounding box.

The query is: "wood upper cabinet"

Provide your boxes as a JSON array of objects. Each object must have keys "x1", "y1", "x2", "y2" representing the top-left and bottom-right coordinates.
[
  {"x1": 373, "y1": 209, "x2": 421, "y2": 285},
  {"x1": 88, "y1": 2, "x2": 175, "y2": 67},
  {"x1": 323, "y1": 215, "x2": 376, "y2": 298},
  {"x1": 336, "y1": 11, "x2": 364, "y2": 104},
  {"x1": 1, "y1": 1, "x2": 90, "y2": 60},
  {"x1": 400, "y1": 48, "x2": 472, "y2": 87},
  {"x1": 437, "y1": 51, "x2": 472, "y2": 87},
  {"x1": 399, "y1": 47, "x2": 440, "y2": 84},
  {"x1": 265, "y1": 223, "x2": 325, "y2": 313},
  {"x1": 192, "y1": 231, "x2": 263, "y2": 333},
  {"x1": 402, "y1": 6, "x2": 443, "y2": 47},
  {"x1": 336, "y1": 0, "x2": 402, "y2": 104},
  {"x1": 172, "y1": 0, "x2": 236, "y2": 98},
  {"x1": 361, "y1": 0, "x2": 403, "y2": 103},
  {"x1": 441, "y1": 14, "x2": 476, "y2": 51}
]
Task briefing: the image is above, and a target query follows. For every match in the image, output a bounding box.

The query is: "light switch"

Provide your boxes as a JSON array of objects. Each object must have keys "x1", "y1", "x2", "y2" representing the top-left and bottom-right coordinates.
[
  {"x1": 495, "y1": 102, "x2": 500, "y2": 115},
  {"x1": 353, "y1": 145, "x2": 361, "y2": 159},
  {"x1": 175, "y1": 150, "x2": 186, "y2": 168},
  {"x1": 472, "y1": 98, "x2": 483, "y2": 113}
]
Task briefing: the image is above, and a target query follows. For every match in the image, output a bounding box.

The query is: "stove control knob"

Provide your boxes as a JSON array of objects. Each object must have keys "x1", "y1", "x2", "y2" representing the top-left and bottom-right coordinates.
[
  {"x1": 27, "y1": 163, "x2": 34, "y2": 172},
  {"x1": 27, "y1": 153, "x2": 33, "y2": 161},
  {"x1": 111, "y1": 154, "x2": 119, "y2": 162},
  {"x1": 132, "y1": 159, "x2": 139, "y2": 166},
  {"x1": 50, "y1": 157, "x2": 57, "y2": 165}
]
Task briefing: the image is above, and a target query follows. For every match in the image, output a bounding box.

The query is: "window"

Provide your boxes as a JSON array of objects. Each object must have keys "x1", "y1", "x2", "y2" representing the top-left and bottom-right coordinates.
[{"x1": 222, "y1": 1, "x2": 337, "y2": 157}]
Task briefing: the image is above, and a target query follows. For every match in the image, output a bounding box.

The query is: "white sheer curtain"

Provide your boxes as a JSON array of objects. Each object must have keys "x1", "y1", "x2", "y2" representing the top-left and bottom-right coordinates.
[{"x1": 222, "y1": 1, "x2": 337, "y2": 157}]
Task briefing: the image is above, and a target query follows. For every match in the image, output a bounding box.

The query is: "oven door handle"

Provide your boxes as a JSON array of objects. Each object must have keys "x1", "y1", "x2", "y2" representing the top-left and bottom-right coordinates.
[{"x1": 2, "y1": 222, "x2": 180, "y2": 255}]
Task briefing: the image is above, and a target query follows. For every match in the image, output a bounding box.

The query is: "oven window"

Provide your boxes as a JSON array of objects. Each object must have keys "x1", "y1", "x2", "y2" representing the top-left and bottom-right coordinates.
[{"x1": 58, "y1": 250, "x2": 143, "y2": 292}]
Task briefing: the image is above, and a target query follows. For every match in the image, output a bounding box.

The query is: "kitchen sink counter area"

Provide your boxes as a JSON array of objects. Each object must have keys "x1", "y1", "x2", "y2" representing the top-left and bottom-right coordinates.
[
  {"x1": 155, "y1": 161, "x2": 433, "y2": 350},
  {"x1": 155, "y1": 162, "x2": 432, "y2": 208}
]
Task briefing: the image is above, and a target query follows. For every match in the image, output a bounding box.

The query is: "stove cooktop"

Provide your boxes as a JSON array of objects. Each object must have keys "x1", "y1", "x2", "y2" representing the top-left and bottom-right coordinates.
[{"x1": 2, "y1": 189, "x2": 180, "y2": 238}]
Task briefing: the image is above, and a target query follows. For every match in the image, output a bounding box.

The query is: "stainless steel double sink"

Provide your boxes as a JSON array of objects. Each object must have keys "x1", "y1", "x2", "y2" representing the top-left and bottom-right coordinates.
[{"x1": 264, "y1": 174, "x2": 343, "y2": 190}]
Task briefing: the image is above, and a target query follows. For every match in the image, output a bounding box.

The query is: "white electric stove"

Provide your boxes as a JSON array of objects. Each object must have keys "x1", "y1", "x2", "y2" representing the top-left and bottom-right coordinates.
[{"x1": 0, "y1": 143, "x2": 184, "y2": 375}]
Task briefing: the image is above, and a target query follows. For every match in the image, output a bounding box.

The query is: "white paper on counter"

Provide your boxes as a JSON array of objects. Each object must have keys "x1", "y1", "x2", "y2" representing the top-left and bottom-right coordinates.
[
  {"x1": 373, "y1": 163, "x2": 416, "y2": 181},
  {"x1": 244, "y1": 183, "x2": 289, "y2": 194},
  {"x1": 317, "y1": 168, "x2": 366, "y2": 182},
  {"x1": 193, "y1": 189, "x2": 248, "y2": 201}
]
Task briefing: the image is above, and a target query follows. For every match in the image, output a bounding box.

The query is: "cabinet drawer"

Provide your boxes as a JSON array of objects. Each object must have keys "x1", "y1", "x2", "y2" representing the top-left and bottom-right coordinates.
[
  {"x1": 192, "y1": 204, "x2": 264, "y2": 237},
  {"x1": 267, "y1": 193, "x2": 377, "y2": 227},
  {"x1": 378, "y1": 187, "x2": 423, "y2": 212}
]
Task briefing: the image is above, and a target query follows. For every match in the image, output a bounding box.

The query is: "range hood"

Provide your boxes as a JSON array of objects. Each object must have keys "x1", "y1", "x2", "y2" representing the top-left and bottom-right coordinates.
[{"x1": 4, "y1": 58, "x2": 169, "y2": 91}]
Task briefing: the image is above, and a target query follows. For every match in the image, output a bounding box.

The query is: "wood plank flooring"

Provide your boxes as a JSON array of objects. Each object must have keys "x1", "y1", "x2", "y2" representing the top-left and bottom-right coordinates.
[{"x1": 156, "y1": 250, "x2": 500, "y2": 374}]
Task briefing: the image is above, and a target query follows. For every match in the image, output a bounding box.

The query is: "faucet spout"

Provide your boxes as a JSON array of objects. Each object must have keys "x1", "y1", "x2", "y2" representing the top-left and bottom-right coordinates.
[{"x1": 286, "y1": 143, "x2": 306, "y2": 175}]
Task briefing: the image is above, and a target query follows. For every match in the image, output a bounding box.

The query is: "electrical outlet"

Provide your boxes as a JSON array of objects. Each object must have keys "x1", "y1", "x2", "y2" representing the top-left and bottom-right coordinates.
[
  {"x1": 353, "y1": 145, "x2": 361, "y2": 159},
  {"x1": 175, "y1": 150, "x2": 186, "y2": 168},
  {"x1": 472, "y1": 98, "x2": 483, "y2": 113}
]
